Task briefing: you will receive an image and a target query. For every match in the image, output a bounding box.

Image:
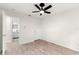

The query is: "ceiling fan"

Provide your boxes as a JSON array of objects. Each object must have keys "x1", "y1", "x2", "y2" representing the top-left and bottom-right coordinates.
[{"x1": 32, "y1": 3, "x2": 52, "y2": 16}]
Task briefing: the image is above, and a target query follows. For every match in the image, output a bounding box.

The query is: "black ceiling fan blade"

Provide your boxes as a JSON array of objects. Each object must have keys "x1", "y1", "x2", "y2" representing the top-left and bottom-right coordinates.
[
  {"x1": 44, "y1": 11, "x2": 51, "y2": 14},
  {"x1": 35, "y1": 4, "x2": 41, "y2": 10},
  {"x1": 32, "y1": 11, "x2": 40, "y2": 13},
  {"x1": 44, "y1": 5, "x2": 52, "y2": 10}
]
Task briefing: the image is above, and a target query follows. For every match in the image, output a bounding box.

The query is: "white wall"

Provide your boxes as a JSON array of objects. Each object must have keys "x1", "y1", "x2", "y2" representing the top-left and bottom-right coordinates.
[
  {"x1": 42, "y1": 8, "x2": 79, "y2": 51},
  {"x1": 19, "y1": 16, "x2": 42, "y2": 44},
  {"x1": 3, "y1": 10, "x2": 42, "y2": 44}
]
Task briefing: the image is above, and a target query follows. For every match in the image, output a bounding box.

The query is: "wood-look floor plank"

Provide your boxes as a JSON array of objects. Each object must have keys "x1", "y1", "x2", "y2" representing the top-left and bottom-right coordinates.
[{"x1": 5, "y1": 39, "x2": 79, "y2": 55}]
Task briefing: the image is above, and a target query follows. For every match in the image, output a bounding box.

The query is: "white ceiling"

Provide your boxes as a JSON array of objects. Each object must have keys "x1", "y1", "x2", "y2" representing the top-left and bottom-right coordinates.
[{"x1": 0, "y1": 3, "x2": 79, "y2": 18}]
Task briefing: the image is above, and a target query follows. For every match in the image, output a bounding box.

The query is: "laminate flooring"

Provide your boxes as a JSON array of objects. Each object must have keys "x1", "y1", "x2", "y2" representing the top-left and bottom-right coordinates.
[{"x1": 5, "y1": 39, "x2": 79, "y2": 55}]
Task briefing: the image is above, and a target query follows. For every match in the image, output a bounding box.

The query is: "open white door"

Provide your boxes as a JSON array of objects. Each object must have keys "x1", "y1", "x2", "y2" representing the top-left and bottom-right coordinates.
[{"x1": 2, "y1": 11, "x2": 12, "y2": 54}]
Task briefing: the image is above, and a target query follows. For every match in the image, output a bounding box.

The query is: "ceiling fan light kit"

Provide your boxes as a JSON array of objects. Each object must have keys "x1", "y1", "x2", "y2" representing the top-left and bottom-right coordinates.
[{"x1": 32, "y1": 3, "x2": 52, "y2": 16}]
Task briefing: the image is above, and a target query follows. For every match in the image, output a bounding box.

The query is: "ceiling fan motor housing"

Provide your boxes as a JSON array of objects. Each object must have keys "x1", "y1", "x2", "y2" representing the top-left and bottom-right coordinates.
[{"x1": 39, "y1": 3, "x2": 45, "y2": 7}]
